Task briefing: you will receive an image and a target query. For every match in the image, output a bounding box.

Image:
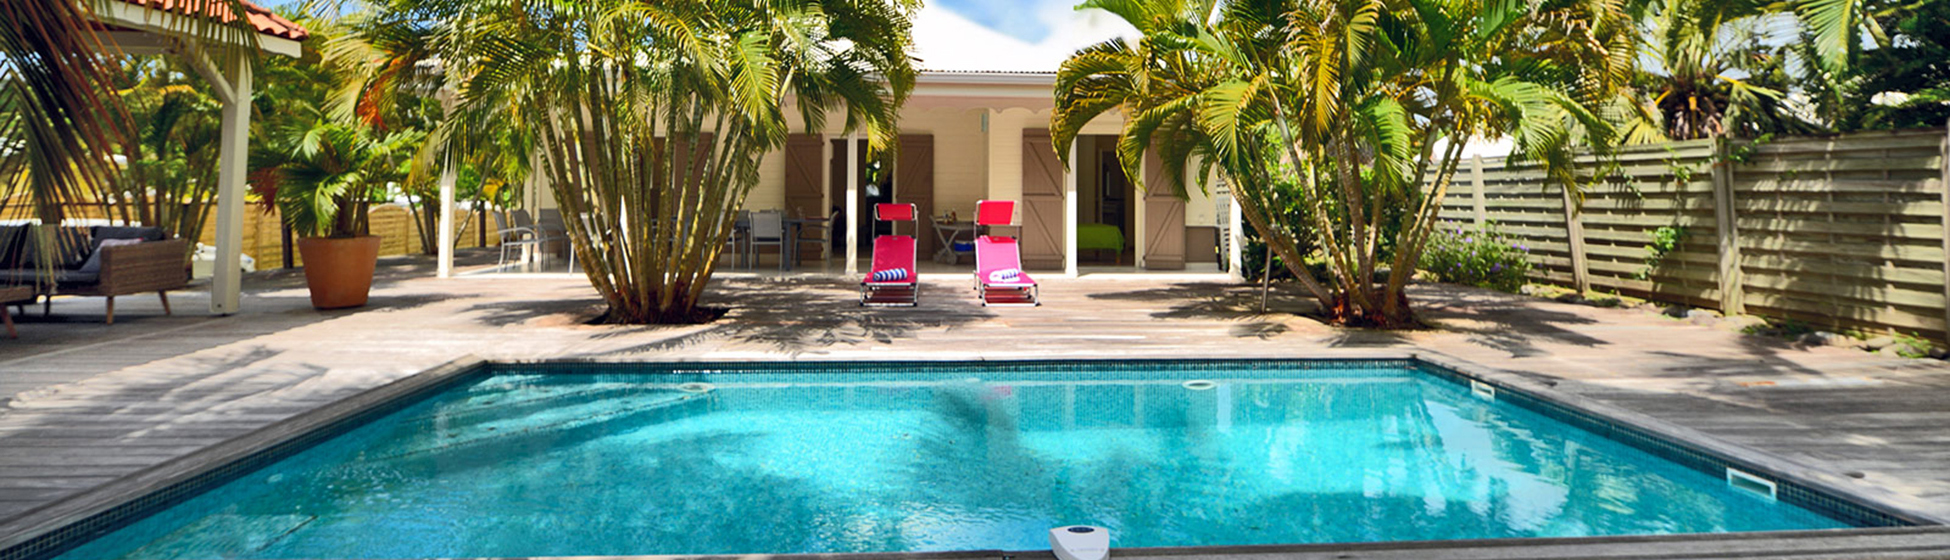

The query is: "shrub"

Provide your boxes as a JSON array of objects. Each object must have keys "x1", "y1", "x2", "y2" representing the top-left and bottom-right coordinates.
[{"x1": 1421, "y1": 222, "x2": 1532, "y2": 293}]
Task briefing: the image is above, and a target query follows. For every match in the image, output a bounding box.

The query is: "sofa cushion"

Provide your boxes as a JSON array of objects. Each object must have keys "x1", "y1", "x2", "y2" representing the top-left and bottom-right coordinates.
[
  {"x1": 15, "y1": 227, "x2": 93, "y2": 270},
  {"x1": 0, "y1": 226, "x2": 25, "y2": 269},
  {"x1": 0, "y1": 269, "x2": 98, "y2": 286},
  {"x1": 90, "y1": 226, "x2": 167, "y2": 243},
  {"x1": 77, "y1": 238, "x2": 144, "y2": 275}
]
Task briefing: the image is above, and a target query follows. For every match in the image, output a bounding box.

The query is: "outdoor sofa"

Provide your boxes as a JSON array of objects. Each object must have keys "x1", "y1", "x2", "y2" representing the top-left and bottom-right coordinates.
[{"x1": 0, "y1": 225, "x2": 189, "y2": 325}]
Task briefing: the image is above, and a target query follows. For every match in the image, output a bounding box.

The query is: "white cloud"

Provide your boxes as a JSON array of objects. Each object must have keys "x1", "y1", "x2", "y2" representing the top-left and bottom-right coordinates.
[{"x1": 911, "y1": 4, "x2": 1136, "y2": 72}]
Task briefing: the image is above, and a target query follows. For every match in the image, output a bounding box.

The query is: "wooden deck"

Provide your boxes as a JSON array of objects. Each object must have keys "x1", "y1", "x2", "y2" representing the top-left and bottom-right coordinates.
[{"x1": 1, "y1": 251, "x2": 1947, "y2": 555}]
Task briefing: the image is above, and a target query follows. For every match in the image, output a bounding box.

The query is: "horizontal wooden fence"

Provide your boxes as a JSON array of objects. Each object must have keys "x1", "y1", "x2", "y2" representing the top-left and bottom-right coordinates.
[
  {"x1": 1436, "y1": 128, "x2": 1950, "y2": 343},
  {"x1": 192, "y1": 204, "x2": 503, "y2": 269},
  {"x1": 4, "y1": 203, "x2": 502, "y2": 268}
]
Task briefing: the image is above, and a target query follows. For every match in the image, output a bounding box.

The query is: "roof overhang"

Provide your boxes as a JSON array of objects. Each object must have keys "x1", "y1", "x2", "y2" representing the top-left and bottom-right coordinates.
[
  {"x1": 909, "y1": 71, "x2": 1057, "y2": 112},
  {"x1": 97, "y1": 1, "x2": 305, "y2": 58}
]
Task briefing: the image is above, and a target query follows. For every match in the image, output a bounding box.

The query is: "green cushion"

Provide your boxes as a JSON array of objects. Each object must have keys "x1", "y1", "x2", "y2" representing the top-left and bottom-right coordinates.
[{"x1": 1077, "y1": 223, "x2": 1124, "y2": 252}]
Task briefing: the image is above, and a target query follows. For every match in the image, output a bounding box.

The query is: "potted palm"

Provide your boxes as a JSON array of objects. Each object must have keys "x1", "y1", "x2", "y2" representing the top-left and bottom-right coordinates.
[{"x1": 276, "y1": 123, "x2": 421, "y2": 309}]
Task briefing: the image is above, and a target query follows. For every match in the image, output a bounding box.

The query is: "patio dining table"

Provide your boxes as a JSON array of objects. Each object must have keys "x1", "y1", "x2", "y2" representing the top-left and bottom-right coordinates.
[{"x1": 932, "y1": 220, "x2": 975, "y2": 264}]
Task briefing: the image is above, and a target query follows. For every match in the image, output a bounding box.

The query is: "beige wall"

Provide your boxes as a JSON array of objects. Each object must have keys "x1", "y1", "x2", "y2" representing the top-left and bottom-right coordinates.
[{"x1": 900, "y1": 108, "x2": 988, "y2": 219}]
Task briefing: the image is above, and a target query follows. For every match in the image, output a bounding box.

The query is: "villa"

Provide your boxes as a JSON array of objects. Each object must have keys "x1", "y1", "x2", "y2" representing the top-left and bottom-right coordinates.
[{"x1": 499, "y1": 70, "x2": 1236, "y2": 278}]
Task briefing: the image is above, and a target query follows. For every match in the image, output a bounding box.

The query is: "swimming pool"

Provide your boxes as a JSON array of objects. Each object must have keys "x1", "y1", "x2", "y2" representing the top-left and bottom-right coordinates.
[{"x1": 36, "y1": 360, "x2": 1880, "y2": 559}]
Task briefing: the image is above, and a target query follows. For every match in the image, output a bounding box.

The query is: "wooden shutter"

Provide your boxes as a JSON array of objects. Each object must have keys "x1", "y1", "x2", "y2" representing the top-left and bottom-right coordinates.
[
  {"x1": 1020, "y1": 130, "x2": 1065, "y2": 270},
  {"x1": 1142, "y1": 150, "x2": 1185, "y2": 270},
  {"x1": 896, "y1": 135, "x2": 935, "y2": 256},
  {"x1": 784, "y1": 134, "x2": 825, "y2": 261}
]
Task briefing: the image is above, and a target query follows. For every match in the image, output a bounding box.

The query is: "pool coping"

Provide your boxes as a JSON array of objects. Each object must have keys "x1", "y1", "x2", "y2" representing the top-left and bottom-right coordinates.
[{"x1": 2, "y1": 352, "x2": 1944, "y2": 560}]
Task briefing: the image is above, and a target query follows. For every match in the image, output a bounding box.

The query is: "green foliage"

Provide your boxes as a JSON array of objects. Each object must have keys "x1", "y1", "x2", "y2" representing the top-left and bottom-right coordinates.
[
  {"x1": 114, "y1": 58, "x2": 225, "y2": 244},
  {"x1": 1636, "y1": 225, "x2": 1686, "y2": 280},
  {"x1": 1627, "y1": 0, "x2": 1827, "y2": 141},
  {"x1": 1891, "y1": 333, "x2": 1933, "y2": 358},
  {"x1": 275, "y1": 122, "x2": 424, "y2": 238},
  {"x1": 2, "y1": 0, "x2": 140, "y2": 225},
  {"x1": 1421, "y1": 222, "x2": 1533, "y2": 293},
  {"x1": 1838, "y1": 0, "x2": 1950, "y2": 130},
  {"x1": 1052, "y1": 0, "x2": 1628, "y2": 326}
]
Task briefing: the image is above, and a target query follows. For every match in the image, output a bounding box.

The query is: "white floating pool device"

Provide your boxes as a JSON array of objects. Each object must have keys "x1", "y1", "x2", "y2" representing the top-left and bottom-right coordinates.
[{"x1": 1049, "y1": 526, "x2": 1110, "y2": 560}]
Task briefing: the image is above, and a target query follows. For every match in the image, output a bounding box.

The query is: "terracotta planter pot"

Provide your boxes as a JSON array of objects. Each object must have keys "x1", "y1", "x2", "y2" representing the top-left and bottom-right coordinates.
[{"x1": 297, "y1": 236, "x2": 382, "y2": 310}]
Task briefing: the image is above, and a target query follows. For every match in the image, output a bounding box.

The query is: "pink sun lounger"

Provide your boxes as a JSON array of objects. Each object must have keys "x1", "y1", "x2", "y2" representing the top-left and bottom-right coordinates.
[
  {"x1": 861, "y1": 203, "x2": 919, "y2": 307},
  {"x1": 973, "y1": 200, "x2": 1038, "y2": 307}
]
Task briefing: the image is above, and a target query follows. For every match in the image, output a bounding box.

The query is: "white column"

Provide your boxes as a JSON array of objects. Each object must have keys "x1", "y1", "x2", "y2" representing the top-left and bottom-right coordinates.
[
  {"x1": 436, "y1": 156, "x2": 457, "y2": 278},
  {"x1": 209, "y1": 58, "x2": 251, "y2": 315},
  {"x1": 844, "y1": 134, "x2": 861, "y2": 276},
  {"x1": 1064, "y1": 142, "x2": 1078, "y2": 277},
  {"x1": 1133, "y1": 182, "x2": 1148, "y2": 271},
  {"x1": 1228, "y1": 188, "x2": 1245, "y2": 283}
]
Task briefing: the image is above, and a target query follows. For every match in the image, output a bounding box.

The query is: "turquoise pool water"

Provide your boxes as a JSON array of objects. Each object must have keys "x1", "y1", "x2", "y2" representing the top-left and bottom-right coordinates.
[{"x1": 55, "y1": 363, "x2": 1848, "y2": 559}]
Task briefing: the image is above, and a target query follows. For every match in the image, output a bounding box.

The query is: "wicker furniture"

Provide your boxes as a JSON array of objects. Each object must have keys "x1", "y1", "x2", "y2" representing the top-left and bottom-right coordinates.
[
  {"x1": 0, "y1": 226, "x2": 190, "y2": 325},
  {"x1": 0, "y1": 285, "x2": 30, "y2": 338}
]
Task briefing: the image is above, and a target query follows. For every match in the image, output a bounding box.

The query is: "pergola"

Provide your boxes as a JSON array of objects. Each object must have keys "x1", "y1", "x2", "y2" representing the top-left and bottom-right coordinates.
[{"x1": 92, "y1": 0, "x2": 308, "y2": 315}]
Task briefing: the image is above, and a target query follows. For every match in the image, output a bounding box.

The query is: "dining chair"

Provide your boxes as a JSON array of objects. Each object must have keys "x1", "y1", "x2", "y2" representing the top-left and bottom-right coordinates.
[{"x1": 748, "y1": 210, "x2": 786, "y2": 271}]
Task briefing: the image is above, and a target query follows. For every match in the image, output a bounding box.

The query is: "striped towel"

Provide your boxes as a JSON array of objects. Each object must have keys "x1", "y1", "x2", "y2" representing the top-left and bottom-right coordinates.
[
  {"x1": 871, "y1": 268, "x2": 909, "y2": 282},
  {"x1": 987, "y1": 268, "x2": 1021, "y2": 283}
]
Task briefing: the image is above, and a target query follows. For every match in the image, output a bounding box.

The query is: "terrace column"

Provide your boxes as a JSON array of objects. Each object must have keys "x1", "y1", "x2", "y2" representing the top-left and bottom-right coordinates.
[
  {"x1": 194, "y1": 56, "x2": 252, "y2": 315},
  {"x1": 845, "y1": 134, "x2": 861, "y2": 276},
  {"x1": 1228, "y1": 188, "x2": 1244, "y2": 282},
  {"x1": 436, "y1": 156, "x2": 456, "y2": 278},
  {"x1": 1064, "y1": 142, "x2": 1078, "y2": 277}
]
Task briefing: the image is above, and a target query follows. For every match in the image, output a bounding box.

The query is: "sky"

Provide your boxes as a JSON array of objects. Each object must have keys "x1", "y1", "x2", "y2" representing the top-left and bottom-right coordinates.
[{"x1": 914, "y1": 0, "x2": 1136, "y2": 71}]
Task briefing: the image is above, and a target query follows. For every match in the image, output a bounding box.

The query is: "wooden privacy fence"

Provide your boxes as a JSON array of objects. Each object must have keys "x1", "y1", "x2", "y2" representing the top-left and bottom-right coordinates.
[
  {"x1": 193, "y1": 204, "x2": 503, "y2": 268},
  {"x1": 1436, "y1": 128, "x2": 1950, "y2": 343},
  {"x1": 5, "y1": 203, "x2": 502, "y2": 267}
]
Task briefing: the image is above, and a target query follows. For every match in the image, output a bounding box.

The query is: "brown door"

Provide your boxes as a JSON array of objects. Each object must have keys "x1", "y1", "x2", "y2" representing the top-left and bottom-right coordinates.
[
  {"x1": 784, "y1": 134, "x2": 825, "y2": 262},
  {"x1": 1020, "y1": 130, "x2": 1065, "y2": 270},
  {"x1": 1142, "y1": 150, "x2": 1185, "y2": 270},
  {"x1": 896, "y1": 135, "x2": 935, "y2": 256}
]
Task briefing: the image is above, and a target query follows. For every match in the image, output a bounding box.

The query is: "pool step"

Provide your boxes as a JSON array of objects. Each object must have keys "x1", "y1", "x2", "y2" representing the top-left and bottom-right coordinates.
[
  {"x1": 398, "y1": 384, "x2": 652, "y2": 426},
  {"x1": 364, "y1": 391, "x2": 710, "y2": 463}
]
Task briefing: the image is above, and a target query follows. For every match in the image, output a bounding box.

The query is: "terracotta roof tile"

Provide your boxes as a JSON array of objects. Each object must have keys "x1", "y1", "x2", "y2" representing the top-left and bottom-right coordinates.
[{"x1": 114, "y1": 0, "x2": 310, "y2": 41}]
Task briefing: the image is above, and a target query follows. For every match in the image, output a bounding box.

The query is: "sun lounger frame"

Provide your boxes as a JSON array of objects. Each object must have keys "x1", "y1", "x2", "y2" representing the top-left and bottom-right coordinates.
[{"x1": 861, "y1": 203, "x2": 919, "y2": 307}]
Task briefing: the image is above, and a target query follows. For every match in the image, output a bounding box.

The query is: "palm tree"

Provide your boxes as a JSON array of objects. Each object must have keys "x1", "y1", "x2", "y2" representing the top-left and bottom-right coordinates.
[
  {"x1": 116, "y1": 57, "x2": 226, "y2": 244},
  {"x1": 1, "y1": 0, "x2": 137, "y2": 225},
  {"x1": 1054, "y1": 0, "x2": 1627, "y2": 327},
  {"x1": 419, "y1": 0, "x2": 917, "y2": 324},
  {"x1": 1620, "y1": 0, "x2": 1827, "y2": 140}
]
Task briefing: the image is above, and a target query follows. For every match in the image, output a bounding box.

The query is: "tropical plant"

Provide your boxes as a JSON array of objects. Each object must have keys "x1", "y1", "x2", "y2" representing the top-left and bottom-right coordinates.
[
  {"x1": 1835, "y1": 0, "x2": 1949, "y2": 130},
  {"x1": 1623, "y1": 0, "x2": 1824, "y2": 140},
  {"x1": 1422, "y1": 221, "x2": 1532, "y2": 293},
  {"x1": 421, "y1": 0, "x2": 917, "y2": 324},
  {"x1": 114, "y1": 57, "x2": 225, "y2": 244},
  {"x1": 1054, "y1": 0, "x2": 1627, "y2": 327},
  {"x1": 275, "y1": 121, "x2": 425, "y2": 238},
  {"x1": 1, "y1": 0, "x2": 137, "y2": 226}
]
